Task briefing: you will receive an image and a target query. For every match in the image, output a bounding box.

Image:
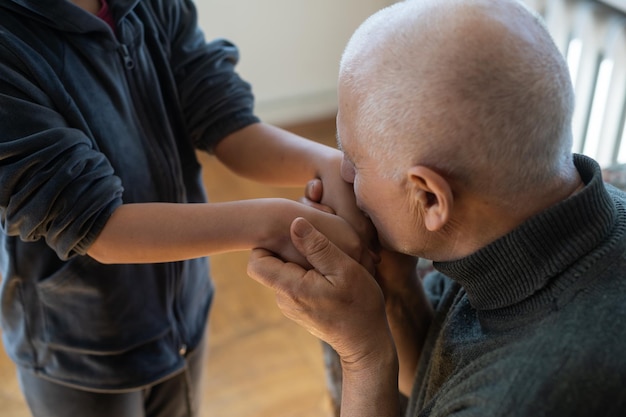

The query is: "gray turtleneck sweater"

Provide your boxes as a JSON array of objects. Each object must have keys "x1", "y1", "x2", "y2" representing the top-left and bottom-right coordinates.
[{"x1": 406, "y1": 154, "x2": 626, "y2": 417}]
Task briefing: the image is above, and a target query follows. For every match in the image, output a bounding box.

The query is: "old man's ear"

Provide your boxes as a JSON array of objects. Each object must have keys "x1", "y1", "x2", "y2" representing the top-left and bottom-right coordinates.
[{"x1": 406, "y1": 165, "x2": 452, "y2": 232}]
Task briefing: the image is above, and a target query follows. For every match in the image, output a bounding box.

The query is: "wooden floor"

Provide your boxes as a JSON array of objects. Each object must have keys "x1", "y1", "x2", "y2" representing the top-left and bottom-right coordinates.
[{"x1": 0, "y1": 117, "x2": 338, "y2": 417}]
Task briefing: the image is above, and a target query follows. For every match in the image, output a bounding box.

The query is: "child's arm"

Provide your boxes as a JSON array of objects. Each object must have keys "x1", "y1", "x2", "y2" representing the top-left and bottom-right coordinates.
[
  {"x1": 214, "y1": 123, "x2": 374, "y2": 243},
  {"x1": 213, "y1": 122, "x2": 338, "y2": 186},
  {"x1": 87, "y1": 198, "x2": 369, "y2": 268}
]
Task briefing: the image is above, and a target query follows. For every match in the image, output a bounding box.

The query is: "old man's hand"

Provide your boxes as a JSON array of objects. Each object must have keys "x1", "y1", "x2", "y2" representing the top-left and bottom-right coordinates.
[{"x1": 247, "y1": 217, "x2": 396, "y2": 368}]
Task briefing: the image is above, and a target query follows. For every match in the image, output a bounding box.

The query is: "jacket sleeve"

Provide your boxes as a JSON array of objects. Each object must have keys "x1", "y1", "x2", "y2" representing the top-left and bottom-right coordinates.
[
  {"x1": 159, "y1": 0, "x2": 260, "y2": 152},
  {"x1": 0, "y1": 36, "x2": 124, "y2": 260}
]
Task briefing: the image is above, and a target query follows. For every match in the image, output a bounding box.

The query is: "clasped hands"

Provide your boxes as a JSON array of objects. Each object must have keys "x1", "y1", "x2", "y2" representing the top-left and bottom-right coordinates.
[{"x1": 247, "y1": 175, "x2": 416, "y2": 372}]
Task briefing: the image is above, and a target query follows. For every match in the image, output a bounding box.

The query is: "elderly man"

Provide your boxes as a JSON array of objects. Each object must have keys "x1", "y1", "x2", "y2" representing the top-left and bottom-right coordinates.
[{"x1": 247, "y1": 0, "x2": 626, "y2": 416}]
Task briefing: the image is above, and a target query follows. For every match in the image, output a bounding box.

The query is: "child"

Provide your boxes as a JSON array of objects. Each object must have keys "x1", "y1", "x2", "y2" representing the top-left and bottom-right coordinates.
[{"x1": 0, "y1": 0, "x2": 371, "y2": 416}]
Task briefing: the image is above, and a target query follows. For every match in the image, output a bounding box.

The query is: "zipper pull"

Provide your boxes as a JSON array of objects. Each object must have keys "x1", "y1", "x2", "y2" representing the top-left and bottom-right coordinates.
[{"x1": 119, "y1": 44, "x2": 135, "y2": 70}]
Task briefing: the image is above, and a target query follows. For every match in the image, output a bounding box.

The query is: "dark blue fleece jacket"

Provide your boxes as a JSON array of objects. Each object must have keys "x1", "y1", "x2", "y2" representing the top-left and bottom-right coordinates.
[{"x1": 0, "y1": 0, "x2": 258, "y2": 391}]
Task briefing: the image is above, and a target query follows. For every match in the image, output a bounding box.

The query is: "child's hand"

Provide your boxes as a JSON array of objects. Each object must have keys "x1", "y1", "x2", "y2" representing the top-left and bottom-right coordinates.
[
  {"x1": 258, "y1": 199, "x2": 374, "y2": 273},
  {"x1": 315, "y1": 155, "x2": 377, "y2": 248}
]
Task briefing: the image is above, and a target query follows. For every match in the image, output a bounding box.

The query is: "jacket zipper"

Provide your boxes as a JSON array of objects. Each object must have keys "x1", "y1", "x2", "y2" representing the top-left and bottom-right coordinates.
[
  {"x1": 116, "y1": 41, "x2": 182, "y2": 203},
  {"x1": 118, "y1": 44, "x2": 135, "y2": 70}
]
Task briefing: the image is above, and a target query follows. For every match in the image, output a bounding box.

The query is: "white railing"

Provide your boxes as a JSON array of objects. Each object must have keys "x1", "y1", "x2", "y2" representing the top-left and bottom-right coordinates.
[{"x1": 524, "y1": 0, "x2": 626, "y2": 167}]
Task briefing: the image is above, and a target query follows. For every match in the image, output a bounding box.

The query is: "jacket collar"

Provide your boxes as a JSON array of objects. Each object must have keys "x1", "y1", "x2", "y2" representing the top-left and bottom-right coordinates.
[{"x1": 2, "y1": 0, "x2": 140, "y2": 33}]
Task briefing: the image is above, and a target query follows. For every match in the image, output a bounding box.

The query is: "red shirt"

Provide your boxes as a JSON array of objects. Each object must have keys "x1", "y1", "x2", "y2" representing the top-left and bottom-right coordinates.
[{"x1": 97, "y1": 0, "x2": 115, "y2": 30}]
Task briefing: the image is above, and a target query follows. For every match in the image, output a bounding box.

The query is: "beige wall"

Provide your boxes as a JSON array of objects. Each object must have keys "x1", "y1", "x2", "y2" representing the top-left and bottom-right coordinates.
[{"x1": 196, "y1": 0, "x2": 395, "y2": 124}]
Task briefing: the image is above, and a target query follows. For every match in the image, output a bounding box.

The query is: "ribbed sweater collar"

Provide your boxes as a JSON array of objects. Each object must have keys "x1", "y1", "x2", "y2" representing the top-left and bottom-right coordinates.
[{"x1": 433, "y1": 155, "x2": 618, "y2": 315}]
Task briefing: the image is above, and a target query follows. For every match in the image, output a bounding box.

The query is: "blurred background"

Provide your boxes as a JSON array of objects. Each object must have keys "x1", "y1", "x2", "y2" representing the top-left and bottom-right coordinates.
[{"x1": 197, "y1": 0, "x2": 398, "y2": 125}]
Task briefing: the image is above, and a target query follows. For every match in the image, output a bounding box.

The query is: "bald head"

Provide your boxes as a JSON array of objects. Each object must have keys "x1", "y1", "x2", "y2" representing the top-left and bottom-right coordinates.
[{"x1": 338, "y1": 0, "x2": 575, "y2": 202}]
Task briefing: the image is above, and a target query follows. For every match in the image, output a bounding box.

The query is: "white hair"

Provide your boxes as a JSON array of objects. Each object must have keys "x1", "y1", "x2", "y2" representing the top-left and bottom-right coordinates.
[{"x1": 339, "y1": 0, "x2": 575, "y2": 200}]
